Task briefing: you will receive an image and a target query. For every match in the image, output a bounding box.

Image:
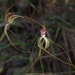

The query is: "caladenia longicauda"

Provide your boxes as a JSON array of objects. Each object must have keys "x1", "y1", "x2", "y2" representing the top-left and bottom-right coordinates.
[
  {"x1": 37, "y1": 28, "x2": 50, "y2": 55},
  {"x1": 37, "y1": 27, "x2": 75, "y2": 68},
  {"x1": 4, "y1": 13, "x2": 22, "y2": 51},
  {"x1": 3, "y1": 12, "x2": 29, "y2": 53}
]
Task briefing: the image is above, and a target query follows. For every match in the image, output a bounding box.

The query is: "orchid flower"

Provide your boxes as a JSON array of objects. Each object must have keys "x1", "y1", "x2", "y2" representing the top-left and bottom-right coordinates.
[
  {"x1": 3, "y1": 12, "x2": 26, "y2": 52},
  {"x1": 0, "y1": 12, "x2": 30, "y2": 53},
  {"x1": 38, "y1": 28, "x2": 50, "y2": 50},
  {"x1": 37, "y1": 27, "x2": 75, "y2": 69},
  {"x1": 37, "y1": 27, "x2": 50, "y2": 57}
]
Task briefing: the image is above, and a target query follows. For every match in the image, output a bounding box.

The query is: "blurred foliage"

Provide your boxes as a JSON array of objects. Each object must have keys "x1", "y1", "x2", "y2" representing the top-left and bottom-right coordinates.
[{"x1": 0, "y1": 0, "x2": 75, "y2": 75}]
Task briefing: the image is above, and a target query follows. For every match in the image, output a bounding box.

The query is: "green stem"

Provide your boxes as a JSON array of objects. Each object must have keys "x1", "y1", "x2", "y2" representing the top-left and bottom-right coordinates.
[{"x1": 40, "y1": 59, "x2": 44, "y2": 74}]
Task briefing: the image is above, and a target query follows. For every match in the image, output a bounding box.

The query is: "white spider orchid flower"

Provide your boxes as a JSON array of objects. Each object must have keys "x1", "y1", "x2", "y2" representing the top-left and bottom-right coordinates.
[{"x1": 37, "y1": 28, "x2": 50, "y2": 49}]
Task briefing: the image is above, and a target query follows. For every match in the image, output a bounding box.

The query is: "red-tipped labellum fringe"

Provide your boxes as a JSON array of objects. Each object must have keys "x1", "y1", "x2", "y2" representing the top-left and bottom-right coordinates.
[{"x1": 40, "y1": 28, "x2": 47, "y2": 37}]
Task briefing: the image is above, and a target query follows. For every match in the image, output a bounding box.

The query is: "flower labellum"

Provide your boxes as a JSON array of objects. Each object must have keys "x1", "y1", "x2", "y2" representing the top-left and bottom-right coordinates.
[
  {"x1": 40, "y1": 28, "x2": 46, "y2": 37},
  {"x1": 5, "y1": 12, "x2": 18, "y2": 24}
]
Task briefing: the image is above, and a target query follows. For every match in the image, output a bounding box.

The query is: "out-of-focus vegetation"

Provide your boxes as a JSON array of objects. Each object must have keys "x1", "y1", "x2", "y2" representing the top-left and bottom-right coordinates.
[{"x1": 0, "y1": 0, "x2": 75, "y2": 75}]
